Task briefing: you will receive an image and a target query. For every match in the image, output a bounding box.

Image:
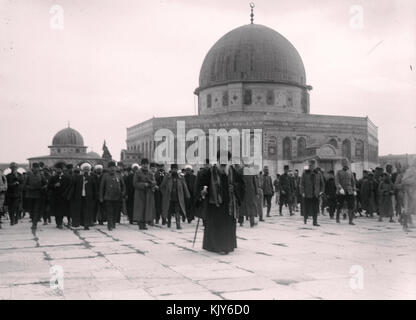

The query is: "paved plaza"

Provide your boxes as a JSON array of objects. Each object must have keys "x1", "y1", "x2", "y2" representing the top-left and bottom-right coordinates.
[{"x1": 0, "y1": 206, "x2": 415, "y2": 300}]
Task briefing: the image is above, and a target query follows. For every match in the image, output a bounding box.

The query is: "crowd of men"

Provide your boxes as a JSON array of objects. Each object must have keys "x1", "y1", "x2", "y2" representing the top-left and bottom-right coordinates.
[{"x1": 0, "y1": 155, "x2": 415, "y2": 248}]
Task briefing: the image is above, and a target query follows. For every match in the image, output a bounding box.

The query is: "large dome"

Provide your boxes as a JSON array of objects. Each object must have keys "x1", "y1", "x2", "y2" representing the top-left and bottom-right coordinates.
[
  {"x1": 52, "y1": 127, "x2": 84, "y2": 146},
  {"x1": 198, "y1": 24, "x2": 307, "y2": 91}
]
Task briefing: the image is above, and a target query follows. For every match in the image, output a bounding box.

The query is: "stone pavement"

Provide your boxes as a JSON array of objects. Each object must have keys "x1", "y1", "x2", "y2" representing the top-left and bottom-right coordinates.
[{"x1": 0, "y1": 206, "x2": 415, "y2": 300}]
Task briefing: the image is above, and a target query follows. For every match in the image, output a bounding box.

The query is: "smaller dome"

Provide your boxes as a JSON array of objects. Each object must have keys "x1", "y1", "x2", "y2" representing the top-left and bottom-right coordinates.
[
  {"x1": 52, "y1": 128, "x2": 84, "y2": 146},
  {"x1": 87, "y1": 151, "x2": 101, "y2": 158}
]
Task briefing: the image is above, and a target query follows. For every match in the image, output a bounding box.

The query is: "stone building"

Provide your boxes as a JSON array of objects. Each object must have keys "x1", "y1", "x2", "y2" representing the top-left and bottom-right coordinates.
[
  {"x1": 379, "y1": 154, "x2": 416, "y2": 169},
  {"x1": 125, "y1": 22, "x2": 378, "y2": 177},
  {"x1": 28, "y1": 127, "x2": 103, "y2": 168}
]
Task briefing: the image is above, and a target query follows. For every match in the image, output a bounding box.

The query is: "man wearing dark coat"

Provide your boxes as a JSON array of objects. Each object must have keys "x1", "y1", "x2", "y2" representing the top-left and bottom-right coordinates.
[
  {"x1": 279, "y1": 165, "x2": 295, "y2": 216},
  {"x1": 48, "y1": 162, "x2": 72, "y2": 229},
  {"x1": 195, "y1": 151, "x2": 245, "y2": 254},
  {"x1": 378, "y1": 173, "x2": 395, "y2": 222},
  {"x1": 183, "y1": 165, "x2": 196, "y2": 223},
  {"x1": 193, "y1": 160, "x2": 211, "y2": 225},
  {"x1": 92, "y1": 164, "x2": 105, "y2": 224},
  {"x1": 238, "y1": 163, "x2": 258, "y2": 227},
  {"x1": 24, "y1": 163, "x2": 47, "y2": 230},
  {"x1": 262, "y1": 167, "x2": 274, "y2": 217},
  {"x1": 124, "y1": 164, "x2": 138, "y2": 224},
  {"x1": 160, "y1": 164, "x2": 190, "y2": 229},
  {"x1": 360, "y1": 171, "x2": 376, "y2": 217},
  {"x1": 63, "y1": 163, "x2": 75, "y2": 226},
  {"x1": 335, "y1": 158, "x2": 357, "y2": 225},
  {"x1": 99, "y1": 161, "x2": 125, "y2": 231},
  {"x1": 5, "y1": 162, "x2": 23, "y2": 225},
  {"x1": 40, "y1": 167, "x2": 52, "y2": 225},
  {"x1": 154, "y1": 163, "x2": 166, "y2": 225},
  {"x1": 133, "y1": 158, "x2": 157, "y2": 230},
  {"x1": 66, "y1": 163, "x2": 96, "y2": 229},
  {"x1": 300, "y1": 160, "x2": 325, "y2": 226},
  {"x1": 324, "y1": 170, "x2": 337, "y2": 219}
]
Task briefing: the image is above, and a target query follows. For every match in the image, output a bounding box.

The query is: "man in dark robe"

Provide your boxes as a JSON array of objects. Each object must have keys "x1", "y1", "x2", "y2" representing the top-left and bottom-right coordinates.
[
  {"x1": 300, "y1": 160, "x2": 325, "y2": 226},
  {"x1": 5, "y1": 162, "x2": 23, "y2": 226},
  {"x1": 360, "y1": 170, "x2": 376, "y2": 217},
  {"x1": 378, "y1": 173, "x2": 395, "y2": 222},
  {"x1": 66, "y1": 163, "x2": 96, "y2": 229},
  {"x1": 63, "y1": 163, "x2": 75, "y2": 226},
  {"x1": 154, "y1": 163, "x2": 166, "y2": 225},
  {"x1": 262, "y1": 167, "x2": 274, "y2": 218},
  {"x1": 183, "y1": 165, "x2": 196, "y2": 223},
  {"x1": 48, "y1": 162, "x2": 71, "y2": 229},
  {"x1": 40, "y1": 167, "x2": 52, "y2": 225},
  {"x1": 238, "y1": 163, "x2": 258, "y2": 227},
  {"x1": 133, "y1": 158, "x2": 157, "y2": 230},
  {"x1": 195, "y1": 151, "x2": 245, "y2": 254},
  {"x1": 24, "y1": 163, "x2": 47, "y2": 230},
  {"x1": 92, "y1": 164, "x2": 105, "y2": 225},
  {"x1": 124, "y1": 164, "x2": 138, "y2": 224},
  {"x1": 324, "y1": 170, "x2": 337, "y2": 219},
  {"x1": 160, "y1": 164, "x2": 190, "y2": 229},
  {"x1": 335, "y1": 158, "x2": 357, "y2": 225},
  {"x1": 193, "y1": 160, "x2": 211, "y2": 226},
  {"x1": 279, "y1": 165, "x2": 295, "y2": 216},
  {"x1": 99, "y1": 161, "x2": 125, "y2": 231}
]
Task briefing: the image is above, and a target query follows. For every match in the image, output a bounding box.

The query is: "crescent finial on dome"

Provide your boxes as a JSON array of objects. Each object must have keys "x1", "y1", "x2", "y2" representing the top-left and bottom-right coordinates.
[{"x1": 250, "y1": 2, "x2": 255, "y2": 24}]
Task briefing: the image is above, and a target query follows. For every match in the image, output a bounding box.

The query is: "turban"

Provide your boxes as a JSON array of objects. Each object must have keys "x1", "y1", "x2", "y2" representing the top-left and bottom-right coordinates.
[
  {"x1": 184, "y1": 164, "x2": 193, "y2": 170},
  {"x1": 80, "y1": 163, "x2": 92, "y2": 170},
  {"x1": 94, "y1": 164, "x2": 103, "y2": 170},
  {"x1": 131, "y1": 163, "x2": 140, "y2": 170},
  {"x1": 17, "y1": 168, "x2": 26, "y2": 174}
]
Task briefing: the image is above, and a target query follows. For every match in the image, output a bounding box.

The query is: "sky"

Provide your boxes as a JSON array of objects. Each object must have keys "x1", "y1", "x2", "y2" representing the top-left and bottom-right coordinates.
[{"x1": 0, "y1": 0, "x2": 415, "y2": 163}]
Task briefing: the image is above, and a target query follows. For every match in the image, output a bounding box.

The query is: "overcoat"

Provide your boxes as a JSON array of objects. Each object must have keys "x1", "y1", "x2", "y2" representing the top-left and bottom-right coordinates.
[
  {"x1": 133, "y1": 169, "x2": 156, "y2": 223},
  {"x1": 66, "y1": 173, "x2": 96, "y2": 227},
  {"x1": 360, "y1": 177, "x2": 376, "y2": 213},
  {"x1": 160, "y1": 173, "x2": 190, "y2": 218},
  {"x1": 239, "y1": 174, "x2": 258, "y2": 218}
]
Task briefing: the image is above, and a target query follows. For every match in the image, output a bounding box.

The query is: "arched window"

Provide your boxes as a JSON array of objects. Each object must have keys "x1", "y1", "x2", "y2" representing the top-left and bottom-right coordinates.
[
  {"x1": 268, "y1": 136, "x2": 277, "y2": 157},
  {"x1": 297, "y1": 137, "x2": 306, "y2": 158},
  {"x1": 283, "y1": 137, "x2": 292, "y2": 160},
  {"x1": 244, "y1": 89, "x2": 252, "y2": 105},
  {"x1": 207, "y1": 94, "x2": 212, "y2": 108},
  {"x1": 342, "y1": 139, "x2": 351, "y2": 160},
  {"x1": 222, "y1": 91, "x2": 228, "y2": 107},
  {"x1": 355, "y1": 140, "x2": 364, "y2": 161},
  {"x1": 266, "y1": 90, "x2": 274, "y2": 105},
  {"x1": 329, "y1": 138, "x2": 338, "y2": 148}
]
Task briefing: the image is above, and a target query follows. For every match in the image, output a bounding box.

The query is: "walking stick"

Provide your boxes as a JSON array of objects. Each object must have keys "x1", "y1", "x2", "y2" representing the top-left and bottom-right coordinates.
[
  {"x1": 192, "y1": 186, "x2": 207, "y2": 247},
  {"x1": 192, "y1": 217, "x2": 200, "y2": 247}
]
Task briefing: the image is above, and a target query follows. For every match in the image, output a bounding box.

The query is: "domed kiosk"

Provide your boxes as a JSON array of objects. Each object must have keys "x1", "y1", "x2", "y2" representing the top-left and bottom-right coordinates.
[
  {"x1": 124, "y1": 11, "x2": 378, "y2": 176},
  {"x1": 28, "y1": 126, "x2": 103, "y2": 168}
]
